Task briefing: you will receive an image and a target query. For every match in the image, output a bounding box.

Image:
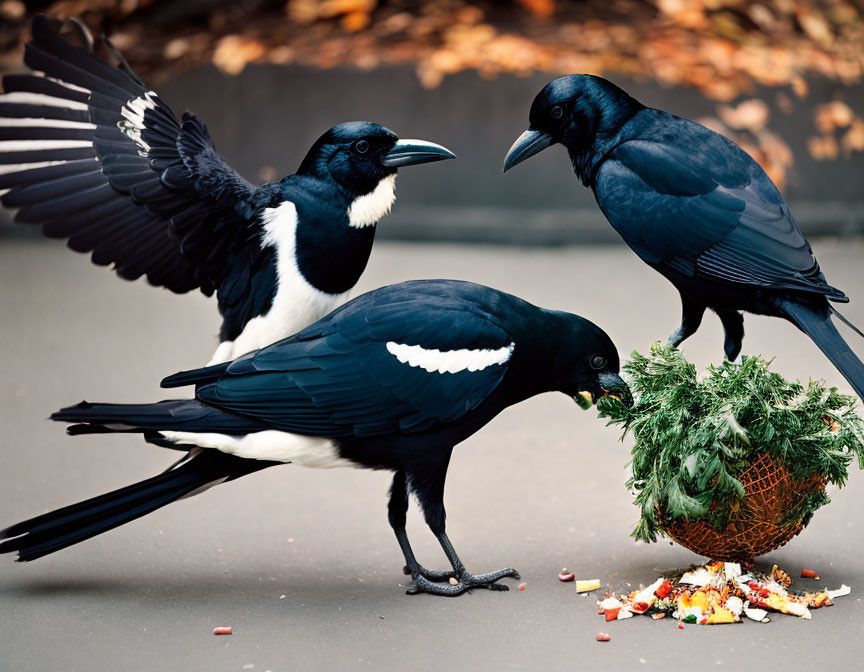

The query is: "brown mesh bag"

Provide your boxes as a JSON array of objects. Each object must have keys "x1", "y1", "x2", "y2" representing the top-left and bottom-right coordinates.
[{"x1": 659, "y1": 453, "x2": 826, "y2": 561}]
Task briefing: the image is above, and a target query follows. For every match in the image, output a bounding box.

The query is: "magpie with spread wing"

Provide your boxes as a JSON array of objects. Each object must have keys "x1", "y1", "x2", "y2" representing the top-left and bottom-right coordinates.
[
  {"x1": 504, "y1": 74, "x2": 864, "y2": 399},
  {"x1": 0, "y1": 279, "x2": 629, "y2": 596},
  {"x1": 0, "y1": 15, "x2": 454, "y2": 365}
]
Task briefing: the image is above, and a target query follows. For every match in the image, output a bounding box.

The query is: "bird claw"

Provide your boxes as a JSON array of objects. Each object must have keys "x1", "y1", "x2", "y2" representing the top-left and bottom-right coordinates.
[
  {"x1": 404, "y1": 567, "x2": 520, "y2": 596},
  {"x1": 403, "y1": 564, "x2": 457, "y2": 582}
]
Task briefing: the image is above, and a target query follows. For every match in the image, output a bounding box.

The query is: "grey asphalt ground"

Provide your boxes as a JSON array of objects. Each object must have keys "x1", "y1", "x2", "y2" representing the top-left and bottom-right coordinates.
[{"x1": 1, "y1": 238, "x2": 863, "y2": 671}]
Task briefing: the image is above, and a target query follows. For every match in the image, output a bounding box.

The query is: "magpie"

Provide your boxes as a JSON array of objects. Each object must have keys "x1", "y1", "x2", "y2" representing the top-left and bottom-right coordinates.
[
  {"x1": 0, "y1": 15, "x2": 455, "y2": 365},
  {"x1": 0, "y1": 279, "x2": 630, "y2": 596},
  {"x1": 504, "y1": 74, "x2": 864, "y2": 399}
]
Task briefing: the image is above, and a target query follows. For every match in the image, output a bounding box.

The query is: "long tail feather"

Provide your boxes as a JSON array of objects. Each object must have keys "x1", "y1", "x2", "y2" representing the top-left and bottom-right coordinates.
[
  {"x1": 0, "y1": 451, "x2": 272, "y2": 562},
  {"x1": 781, "y1": 299, "x2": 864, "y2": 401},
  {"x1": 828, "y1": 304, "x2": 864, "y2": 339}
]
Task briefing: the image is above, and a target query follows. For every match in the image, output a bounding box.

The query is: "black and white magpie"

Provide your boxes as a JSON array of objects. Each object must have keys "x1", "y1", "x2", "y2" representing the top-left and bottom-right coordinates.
[
  {"x1": 504, "y1": 74, "x2": 864, "y2": 399},
  {"x1": 0, "y1": 279, "x2": 629, "y2": 596},
  {"x1": 0, "y1": 15, "x2": 455, "y2": 365}
]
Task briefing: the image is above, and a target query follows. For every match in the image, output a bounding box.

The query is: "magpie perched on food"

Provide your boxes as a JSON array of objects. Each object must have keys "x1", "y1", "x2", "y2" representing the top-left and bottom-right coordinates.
[
  {"x1": 504, "y1": 74, "x2": 864, "y2": 399},
  {"x1": 0, "y1": 279, "x2": 629, "y2": 596},
  {"x1": 0, "y1": 15, "x2": 455, "y2": 365}
]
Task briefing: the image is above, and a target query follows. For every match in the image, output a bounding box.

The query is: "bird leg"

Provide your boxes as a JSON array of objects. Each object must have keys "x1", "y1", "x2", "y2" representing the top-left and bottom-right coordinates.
[
  {"x1": 668, "y1": 294, "x2": 706, "y2": 348},
  {"x1": 389, "y1": 469, "x2": 519, "y2": 596},
  {"x1": 388, "y1": 472, "x2": 456, "y2": 584},
  {"x1": 717, "y1": 309, "x2": 745, "y2": 361}
]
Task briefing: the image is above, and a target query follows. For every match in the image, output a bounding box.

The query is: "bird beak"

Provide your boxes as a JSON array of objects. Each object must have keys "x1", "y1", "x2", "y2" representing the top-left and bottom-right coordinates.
[
  {"x1": 382, "y1": 139, "x2": 456, "y2": 167},
  {"x1": 574, "y1": 373, "x2": 633, "y2": 410},
  {"x1": 598, "y1": 372, "x2": 633, "y2": 407},
  {"x1": 502, "y1": 129, "x2": 555, "y2": 173}
]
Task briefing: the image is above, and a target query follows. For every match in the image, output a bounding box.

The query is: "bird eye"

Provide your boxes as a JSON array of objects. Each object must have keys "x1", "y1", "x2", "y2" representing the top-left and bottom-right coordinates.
[
  {"x1": 353, "y1": 139, "x2": 370, "y2": 155},
  {"x1": 550, "y1": 105, "x2": 564, "y2": 120},
  {"x1": 590, "y1": 355, "x2": 606, "y2": 370}
]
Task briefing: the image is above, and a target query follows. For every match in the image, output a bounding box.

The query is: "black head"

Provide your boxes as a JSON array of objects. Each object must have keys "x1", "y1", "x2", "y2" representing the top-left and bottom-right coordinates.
[
  {"x1": 298, "y1": 121, "x2": 455, "y2": 197},
  {"x1": 503, "y1": 75, "x2": 642, "y2": 177},
  {"x1": 548, "y1": 311, "x2": 632, "y2": 410}
]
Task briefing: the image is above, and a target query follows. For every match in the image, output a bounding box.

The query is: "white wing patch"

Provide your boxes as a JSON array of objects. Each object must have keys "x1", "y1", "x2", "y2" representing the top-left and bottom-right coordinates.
[
  {"x1": 0, "y1": 91, "x2": 88, "y2": 110},
  {"x1": 118, "y1": 91, "x2": 158, "y2": 153},
  {"x1": 347, "y1": 174, "x2": 396, "y2": 228},
  {"x1": 386, "y1": 341, "x2": 514, "y2": 374}
]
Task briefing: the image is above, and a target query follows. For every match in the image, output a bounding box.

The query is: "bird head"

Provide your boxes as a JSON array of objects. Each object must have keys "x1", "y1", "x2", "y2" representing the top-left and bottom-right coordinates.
[
  {"x1": 548, "y1": 312, "x2": 632, "y2": 410},
  {"x1": 503, "y1": 75, "x2": 640, "y2": 175},
  {"x1": 298, "y1": 121, "x2": 455, "y2": 198}
]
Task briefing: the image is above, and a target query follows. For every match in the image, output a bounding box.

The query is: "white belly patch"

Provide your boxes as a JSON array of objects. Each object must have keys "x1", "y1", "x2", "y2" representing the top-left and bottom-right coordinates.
[
  {"x1": 160, "y1": 430, "x2": 353, "y2": 468},
  {"x1": 207, "y1": 200, "x2": 350, "y2": 365}
]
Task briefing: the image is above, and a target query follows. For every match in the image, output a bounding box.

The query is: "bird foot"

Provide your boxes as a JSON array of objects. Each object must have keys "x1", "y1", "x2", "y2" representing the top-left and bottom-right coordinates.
[
  {"x1": 403, "y1": 564, "x2": 456, "y2": 582},
  {"x1": 405, "y1": 567, "x2": 520, "y2": 596}
]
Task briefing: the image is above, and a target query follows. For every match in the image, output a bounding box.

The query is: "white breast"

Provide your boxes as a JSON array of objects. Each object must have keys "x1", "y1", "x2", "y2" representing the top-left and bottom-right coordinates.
[
  {"x1": 207, "y1": 201, "x2": 349, "y2": 365},
  {"x1": 347, "y1": 174, "x2": 397, "y2": 228},
  {"x1": 386, "y1": 341, "x2": 515, "y2": 374}
]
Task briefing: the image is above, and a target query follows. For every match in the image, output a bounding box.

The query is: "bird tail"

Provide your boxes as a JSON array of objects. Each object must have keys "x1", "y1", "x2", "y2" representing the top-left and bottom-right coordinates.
[
  {"x1": 0, "y1": 450, "x2": 270, "y2": 562},
  {"x1": 52, "y1": 399, "x2": 268, "y2": 438},
  {"x1": 780, "y1": 299, "x2": 864, "y2": 401}
]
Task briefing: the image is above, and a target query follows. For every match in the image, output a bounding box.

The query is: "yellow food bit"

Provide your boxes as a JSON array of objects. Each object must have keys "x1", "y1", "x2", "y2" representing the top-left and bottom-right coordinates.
[
  {"x1": 576, "y1": 579, "x2": 601, "y2": 593},
  {"x1": 706, "y1": 608, "x2": 736, "y2": 624}
]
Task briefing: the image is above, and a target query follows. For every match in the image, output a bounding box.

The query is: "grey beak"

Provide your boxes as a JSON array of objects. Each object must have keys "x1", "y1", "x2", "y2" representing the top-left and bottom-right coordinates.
[
  {"x1": 502, "y1": 129, "x2": 555, "y2": 173},
  {"x1": 382, "y1": 139, "x2": 456, "y2": 167},
  {"x1": 598, "y1": 372, "x2": 633, "y2": 407}
]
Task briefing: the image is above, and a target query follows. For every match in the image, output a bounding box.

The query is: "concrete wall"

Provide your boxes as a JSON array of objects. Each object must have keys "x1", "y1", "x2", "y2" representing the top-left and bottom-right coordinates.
[{"x1": 4, "y1": 64, "x2": 864, "y2": 244}]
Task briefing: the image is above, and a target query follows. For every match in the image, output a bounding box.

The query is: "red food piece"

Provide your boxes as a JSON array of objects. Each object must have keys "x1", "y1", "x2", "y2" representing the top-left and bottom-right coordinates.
[
  {"x1": 559, "y1": 570, "x2": 576, "y2": 582},
  {"x1": 801, "y1": 569, "x2": 820, "y2": 579},
  {"x1": 596, "y1": 632, "x2": 611, "y2": 642},
  {"x1": 677, "y1": 622, "x2": 685, "y2": 630},
  {"x1": 631, "y1": 601, "x2": 651, "y2": 613},
  {"x1": 213, "y1": 627, "x2": 233, "y2": 636},
  {"x1": 655, "y1": 580, "x2": 673, "y2": 599},
  {"x1": 604, "y1": 608, "x2": 620, "y2": 621},
  {"x1": 748, "y1": 582, "x2": 760, "y2": 591},
  {"x1": 518, "y1": 583, "x2": 526, "y2": 591}
]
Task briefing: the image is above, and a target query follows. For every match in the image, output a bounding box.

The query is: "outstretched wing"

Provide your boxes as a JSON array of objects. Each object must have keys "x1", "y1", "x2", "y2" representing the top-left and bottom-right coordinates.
[
  {"x1": 594, "y1": 120, "x2": 846, "y2": 300},
  {"x1": 173, "y1": 280, "x2": 517, "y2": 437},
  {"x1": 0, "y1": 15, "x2": 277, "y2": 295}
]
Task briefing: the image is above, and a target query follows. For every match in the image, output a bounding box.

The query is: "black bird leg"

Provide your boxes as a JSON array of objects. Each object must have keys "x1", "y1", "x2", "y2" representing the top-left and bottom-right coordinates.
[
  {"x1": 388, "y1": 471, "x2": 456, "y2": 583},
  {"x1": 389, "y1": 468, "x2": 519, "y2": 597},
  {"x1": 668, "y1": 294, "x2": 706, "y2": 349},
  {"x1": 717, "y1": 309, "x2": 745, "y2": 361}
]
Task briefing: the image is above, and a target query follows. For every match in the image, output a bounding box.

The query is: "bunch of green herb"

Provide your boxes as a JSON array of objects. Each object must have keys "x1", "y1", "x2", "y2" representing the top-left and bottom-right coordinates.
[{"x1": 597, "y1": 343, "x2": 864, "y2": 543}]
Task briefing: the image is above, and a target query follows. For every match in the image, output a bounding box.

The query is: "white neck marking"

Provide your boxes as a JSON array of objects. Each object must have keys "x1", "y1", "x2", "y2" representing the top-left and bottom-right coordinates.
[{"x1": 347, "y1": 174, "x2": 396, "y2": 229}]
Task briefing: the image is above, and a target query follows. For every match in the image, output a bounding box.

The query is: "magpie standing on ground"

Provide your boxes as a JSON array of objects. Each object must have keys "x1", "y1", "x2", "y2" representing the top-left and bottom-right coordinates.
[
  {"x1": 504, "y1": 74, "x2": 864, "y2": 399},
  {"x1": 0, "y1": 15, "x2": 455, "y2": 364},
  {"x1": 0, "y1": 279, "x2": 630, "y2": 596}
]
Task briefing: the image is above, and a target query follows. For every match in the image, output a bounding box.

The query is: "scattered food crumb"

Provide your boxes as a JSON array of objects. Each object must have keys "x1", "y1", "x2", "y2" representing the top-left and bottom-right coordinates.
[
  {"x1": 559, "y1": 569, "x2": 575, "y2": 582},
  {"x1": 213, "y1": 626, "x2": 232, "y2": 635},
  {"x1": 378, "y1": 615, "x2": 385, "y2": 619},
  {"x1": 801, "y1": 569, "x2": 821, "y2": 579},
  {"x1": 597, "y1": 561, "x2": 850, "y2": 626},
  {"x1": 518, "y1": 583, "x2": 526, "y2": 591},
  {"x1": 575, "y1": 579, "x2": 601, "y2": 593},
  {"x1": 242, "y1": 665, "x2": 254, "y2": 670},
  {"x1": 596, "y1": 632, "x2": 611, "y2": 641},
  {"x1": 448, "y1": 577, "x2": 459, "y2": 586},
  {"x1": 279, "y1": 595, "x2": 286, "y2": 599}
]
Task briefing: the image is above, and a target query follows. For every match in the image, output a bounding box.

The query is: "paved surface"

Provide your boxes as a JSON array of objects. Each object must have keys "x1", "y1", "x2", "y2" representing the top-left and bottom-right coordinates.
[{"x1": 1, "y1": 238, "x2": 863, "y2": 671}]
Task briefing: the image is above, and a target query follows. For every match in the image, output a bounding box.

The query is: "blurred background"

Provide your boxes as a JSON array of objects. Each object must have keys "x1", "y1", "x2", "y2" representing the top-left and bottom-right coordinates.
[
  {"x1": 2, "y1": 3, "x2": 864, "y2": 671},
  {"x1": 1, "y1": 0, "x2": 864, "y2": 242}
]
